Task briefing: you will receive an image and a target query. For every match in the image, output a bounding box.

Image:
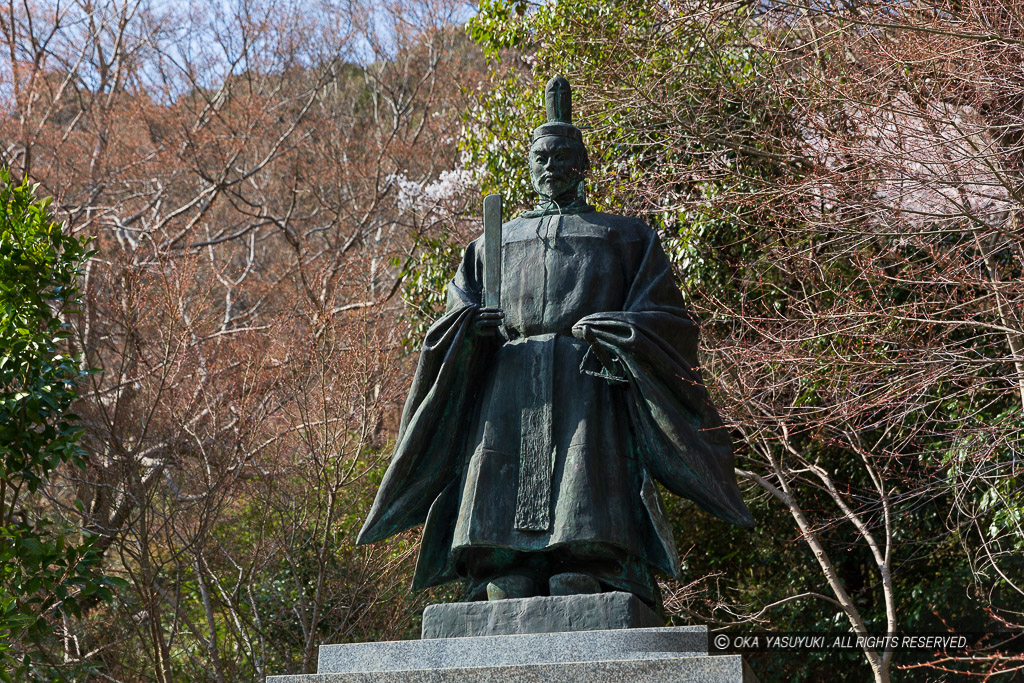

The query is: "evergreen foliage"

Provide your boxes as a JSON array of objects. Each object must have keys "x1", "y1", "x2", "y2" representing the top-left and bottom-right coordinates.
[{"x1": 0, "y1": 169, "x2": 119, "y2": 681}]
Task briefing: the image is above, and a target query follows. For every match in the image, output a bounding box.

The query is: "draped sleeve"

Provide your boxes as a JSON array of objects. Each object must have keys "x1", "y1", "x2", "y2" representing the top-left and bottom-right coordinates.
[
  {"x1": 356, "y1": 239, "x2": 491, "y2": 547},
  {"x1": 572, "y1": 228, "x2": 754, "y2": 528}
]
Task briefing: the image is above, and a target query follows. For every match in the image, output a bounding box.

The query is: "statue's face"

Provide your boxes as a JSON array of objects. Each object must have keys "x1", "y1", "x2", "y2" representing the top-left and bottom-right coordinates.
[{"x1": 530, "y1": 136, "x2": 581, "y2": 201}]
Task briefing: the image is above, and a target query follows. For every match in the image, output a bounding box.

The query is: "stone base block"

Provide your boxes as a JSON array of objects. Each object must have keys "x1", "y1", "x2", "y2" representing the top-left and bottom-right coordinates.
[
  {"x1": 316, "y1": 626, "x2": 706, "y2": 673},
  {"x1": 269, "y1": 655, "x2": 758, "y2": 682},
  {"x1": 266, "y1": 595, "x2": 759, "y2": 683},
  {"x1": 421, "y1": 591, "x2": 664, "y2": 638}
]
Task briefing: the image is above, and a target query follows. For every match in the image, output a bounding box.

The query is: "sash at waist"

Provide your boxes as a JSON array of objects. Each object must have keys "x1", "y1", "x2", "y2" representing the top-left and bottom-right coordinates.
[{"x1": 504, "y1": 330, "x2": 583, "y2": 345}]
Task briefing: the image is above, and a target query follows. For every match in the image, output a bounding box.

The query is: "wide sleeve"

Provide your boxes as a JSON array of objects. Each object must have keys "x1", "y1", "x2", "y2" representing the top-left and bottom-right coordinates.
[
  {"x1": 572, "y1": 228, "x2": 754, "y2": 528},
  {"x1": 356, "y1": 240, "x2": 489, "y2": 545}
]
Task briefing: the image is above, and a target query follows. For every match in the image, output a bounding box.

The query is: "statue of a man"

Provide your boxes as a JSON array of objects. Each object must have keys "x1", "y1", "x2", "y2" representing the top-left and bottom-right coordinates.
[{"x1": 357, "y1": 76, "x2": 753, "y2": 611}]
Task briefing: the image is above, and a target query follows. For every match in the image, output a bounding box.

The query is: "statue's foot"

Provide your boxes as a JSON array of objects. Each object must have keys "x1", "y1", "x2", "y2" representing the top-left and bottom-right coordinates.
[
  {"x1": 485, "y1": 574, "x2": 537, "y2": 600},
  {"x1": 549, "y1": 572, "x2": 602, "y2": 596}
]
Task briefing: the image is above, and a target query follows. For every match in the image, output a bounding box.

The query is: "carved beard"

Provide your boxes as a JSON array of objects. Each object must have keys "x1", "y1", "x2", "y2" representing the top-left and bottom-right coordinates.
[{"x1": 533, "y1": 167, "x2": 585, "y2": 205}]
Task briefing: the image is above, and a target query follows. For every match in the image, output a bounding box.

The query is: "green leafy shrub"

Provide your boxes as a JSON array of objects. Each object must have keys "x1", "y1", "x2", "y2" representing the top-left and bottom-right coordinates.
[{"x1": 0, "y1": 169, "x2": 120, "y2": 681}]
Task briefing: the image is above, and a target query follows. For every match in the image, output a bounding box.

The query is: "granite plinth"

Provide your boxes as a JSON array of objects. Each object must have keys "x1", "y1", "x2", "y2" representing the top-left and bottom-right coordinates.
[
  {"x1": 317, "y1": 626, "x2": 706, "y2": 672},
  {"x1": 421, "y1": 591, "x2": 664, "y2": 638},
  {"x1": 268, "y1": 655, "x2": 758, "y2": 682},
  {"x1": 266, "y1": 595, "x2": 760, "y2": 683}
]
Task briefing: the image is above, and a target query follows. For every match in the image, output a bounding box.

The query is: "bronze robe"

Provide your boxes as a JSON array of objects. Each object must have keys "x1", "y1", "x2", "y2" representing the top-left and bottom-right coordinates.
[{"x1": 357, "y1": 210, "x2": 753, "y2": 590}]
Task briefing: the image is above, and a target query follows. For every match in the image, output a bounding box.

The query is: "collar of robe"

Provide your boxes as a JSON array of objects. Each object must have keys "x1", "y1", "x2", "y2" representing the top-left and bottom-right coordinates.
[{"x1": 521, "y1": 196, "x2": 596, "y2": 218}]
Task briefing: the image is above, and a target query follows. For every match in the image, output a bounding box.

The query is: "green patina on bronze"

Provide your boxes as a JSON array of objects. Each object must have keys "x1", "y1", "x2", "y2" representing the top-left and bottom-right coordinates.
[{"x1": 357, "y1": 76, "x2": 753, "y2": 612}]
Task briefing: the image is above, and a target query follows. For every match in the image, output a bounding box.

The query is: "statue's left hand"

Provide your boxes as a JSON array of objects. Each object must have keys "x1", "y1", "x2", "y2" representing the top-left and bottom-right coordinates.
[
  {"x1": 571, "y1": 322, "x2": 594, "y2": 343},
  {"x1": 574, "y1": 322, "x2": 628, "y2": 385}
]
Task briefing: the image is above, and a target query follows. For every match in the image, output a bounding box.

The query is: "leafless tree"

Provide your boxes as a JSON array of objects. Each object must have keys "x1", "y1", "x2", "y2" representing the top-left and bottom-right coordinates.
[{"x1": 1, "y1": 0, "x2": 481, "y2": 678}]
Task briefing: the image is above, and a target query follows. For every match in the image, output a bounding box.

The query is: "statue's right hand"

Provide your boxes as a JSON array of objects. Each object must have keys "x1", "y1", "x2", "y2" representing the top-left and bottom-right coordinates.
[{"x1": 473, "y1": 306, "x2": 505, "y2": 336}]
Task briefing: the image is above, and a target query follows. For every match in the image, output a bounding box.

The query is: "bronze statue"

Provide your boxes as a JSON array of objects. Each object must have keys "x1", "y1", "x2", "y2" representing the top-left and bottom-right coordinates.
[{"x1": 357, "y1": 76, "x2": 753, "y2": 612}]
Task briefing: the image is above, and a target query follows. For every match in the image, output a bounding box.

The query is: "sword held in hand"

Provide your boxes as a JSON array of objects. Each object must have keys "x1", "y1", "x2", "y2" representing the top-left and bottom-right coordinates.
[{"x1": 483, "y1": 194, "x2": 502, "y2": 309}]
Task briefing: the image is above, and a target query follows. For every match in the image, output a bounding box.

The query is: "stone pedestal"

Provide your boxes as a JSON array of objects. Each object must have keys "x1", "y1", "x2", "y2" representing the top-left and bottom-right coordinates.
[
  {"x1": 267, "y1": 593, "x2": 759, "y2": 682},
  {"x1": 422, "y1": 591, "x2": 664, "y2": 638}
]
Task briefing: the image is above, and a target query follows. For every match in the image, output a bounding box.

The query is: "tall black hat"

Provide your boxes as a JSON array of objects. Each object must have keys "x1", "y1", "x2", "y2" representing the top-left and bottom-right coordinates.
[{"x1": 531, "y1": 76, "x2": 584, "y2": 144}]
